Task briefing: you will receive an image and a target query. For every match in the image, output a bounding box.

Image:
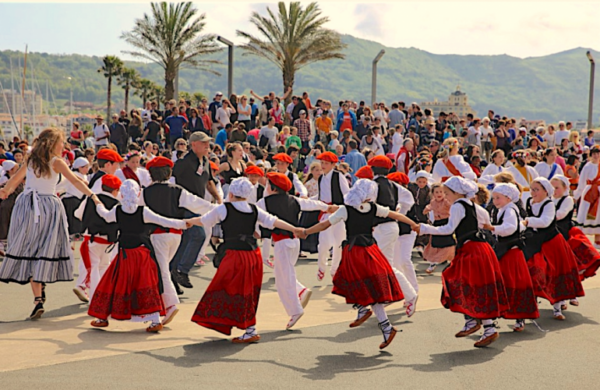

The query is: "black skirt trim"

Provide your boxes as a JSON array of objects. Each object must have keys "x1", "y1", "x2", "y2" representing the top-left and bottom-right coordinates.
[
  {"x1": 0, "y1": 277, "x2": 74, "y2": 285},
  {"x1": 5, "y1": 254, "x2": 71, "y2": 261}
]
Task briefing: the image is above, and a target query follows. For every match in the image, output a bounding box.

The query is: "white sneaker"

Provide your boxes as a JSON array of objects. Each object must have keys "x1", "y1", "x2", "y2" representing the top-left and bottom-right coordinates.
[
  {"x1": 162, "y1": 305, "x2": 179, "y2": 326},
  {"x1": 73, "y1": 286, "x2": 89, "y2": 303},
  {"x1": 286, "y1": 313, "x2": 304, "y2": 329},
  {"x1": 405, "y1": 295, "x2": 418, "y2": 318},
  {"x1": 299, "y1": 288, "x2": 312, "y2": 309}
]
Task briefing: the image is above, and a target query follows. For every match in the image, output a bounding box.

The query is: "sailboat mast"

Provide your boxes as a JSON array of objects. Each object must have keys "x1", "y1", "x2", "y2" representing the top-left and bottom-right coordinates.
[{"x1": 20, "y1": 45, "x2": 28, "y2": 139}]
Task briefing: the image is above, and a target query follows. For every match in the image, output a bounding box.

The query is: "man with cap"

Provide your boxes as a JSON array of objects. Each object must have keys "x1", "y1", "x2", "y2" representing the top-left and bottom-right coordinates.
[
  {"x1": 93, "y1": 115, "x2": 111, "y2": 152},
  {"x1": 89, "y1": 149, "x2": 124, "y2": 193},
  {"x1": 368, "y1": 156, "x2": 418, "y2": 316},
  {"x1": 272, "y1": 153, "x2": 307, "y2": 197},
  {"x1": 257, "y1": 172, "x2": 337, "y2": 328},
  {"x1": 141, "y1": 156, "x2": 216, "y2": 325},
  {"x1": 171, "y1": 132, "x2": 222, "y2": 288},
  {"x1": 316, "y1": 151, "x2": 350, "y2": 280},
  {"x1": 73, "y1": 174, "x2": 122, "y2": 303}
]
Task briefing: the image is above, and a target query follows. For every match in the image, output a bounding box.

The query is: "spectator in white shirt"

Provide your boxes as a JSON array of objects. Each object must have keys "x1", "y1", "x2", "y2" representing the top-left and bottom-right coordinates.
[
  {"x1": 554, "y1": 121, "x2": 571, "y2": 146},
  {"x1": 480, "y1": 117, "x2": 495, "y2": 161},
  {"x1": 259, "y1": 117, "x2": 279, "y2": 151},
  {"x1": 467, "y1": 118, "x2": 482, "y2": 147},
  {"x1": 216, "y1": 99, "x2": 236, "y2": 128},
  {"x1": 141, "y1": 101, "x2": 153, "y2": 125},
  {"x1": 93, "y1": 115, "x2": 110, "y2": 152},
  {"x1": 543, "y1": 124, "x2": 557, "y2": 147}
]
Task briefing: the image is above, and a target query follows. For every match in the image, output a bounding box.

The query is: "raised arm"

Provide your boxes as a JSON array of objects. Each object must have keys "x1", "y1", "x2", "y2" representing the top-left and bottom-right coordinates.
[{"x1": 53, "y1": 158, "x2": 96, "y2": 199}]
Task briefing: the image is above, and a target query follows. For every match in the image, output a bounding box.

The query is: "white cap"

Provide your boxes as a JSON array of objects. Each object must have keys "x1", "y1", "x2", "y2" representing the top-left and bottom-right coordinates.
[
  {"x1": 1, "y1": 160, "x2": 17, "y2": 171},
  {"x1": 72, "y1": 157, "x2": 89, "y2": 170}
]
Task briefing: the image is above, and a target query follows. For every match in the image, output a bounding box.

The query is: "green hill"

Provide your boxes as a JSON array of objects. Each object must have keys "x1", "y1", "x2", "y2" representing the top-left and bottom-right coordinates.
[{"x1": 1, "y1": 35, "x2": 598, "y2": 123}]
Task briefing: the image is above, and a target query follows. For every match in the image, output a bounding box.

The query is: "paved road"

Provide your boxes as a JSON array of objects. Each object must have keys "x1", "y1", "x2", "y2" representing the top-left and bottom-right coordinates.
[{"x1": 1, "y1": 247, "x2": 600, "y2": 389}]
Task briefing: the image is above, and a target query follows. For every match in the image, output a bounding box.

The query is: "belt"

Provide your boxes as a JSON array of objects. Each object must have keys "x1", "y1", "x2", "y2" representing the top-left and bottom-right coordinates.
[
  {"x1": 153, "y1": 227, "x2": 183, "y2": 235},
  {"x1": 272, "y1": 232, "x2": 295, "y2": 242},
  {"x1": 318, "y1": 202, "x2": 333, "y2": 221},
  {"x1": 83, "y1": 235, "x2": 114, "y2": 245}
]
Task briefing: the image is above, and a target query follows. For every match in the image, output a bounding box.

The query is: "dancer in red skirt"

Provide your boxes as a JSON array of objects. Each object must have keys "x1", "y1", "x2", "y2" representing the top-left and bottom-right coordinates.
[
  {"x1": 415, "y1": 176, "x2": 508, "y2": 348},
  {"x1": 522, "y1": 177, "x2": 585, "y2": 321},
  {"x1": 88, "y1": 180, "x2": 194, "y2": 332},
  {"x1": 301, "y1": 179, "x2": 417, "y2": 349},
  {"x1": 551, "y1": 175, "x2": 600, "y2": 303},
  {"x1": 483, "y1": 183, "x2": 539, "y2": 332},
  {"x1": 190, "y1": 177, "x2": 302, "y2": 343}
]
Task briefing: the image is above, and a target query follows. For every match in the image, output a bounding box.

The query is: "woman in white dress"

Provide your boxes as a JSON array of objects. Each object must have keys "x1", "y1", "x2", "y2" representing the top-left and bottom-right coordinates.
[
  {"x1": 432, "y1": 138, "x2": 476, "y2": 182},
  {"x1": 574, "y1": 145, "x2": 600, "y2": 244}
]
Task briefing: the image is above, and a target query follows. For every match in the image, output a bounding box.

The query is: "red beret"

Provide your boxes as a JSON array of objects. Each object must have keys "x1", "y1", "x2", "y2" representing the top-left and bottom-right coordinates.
[
  {"x1": 101, "y1": 174, "x2": 122, "y2": 190},
  {"x1": 210, "y1": 161, "x2": 220, "y2": 171},
  {"x1": 266, "y1": 172, "x2": 293, "y2": 193},
  {"x1": 0, "y1": 159, "x2": 5, "y2": 165},
  {"x1": 146, "y1": 156, "x2": 174, "y2": 169},
  {"x1": 62, "y1": 150, "x2": 74, "y2": 163},
  {"x1": 273, "y1": 153, "x2": 293, "y2": 164},
  {"x1": 387, "y1": 172, "x2": 410, "y2": 186},
  {"x1": 316, "y1": 151, "x2": 338, "y2": 163},
  {"x1": 97, "y1": 149, "x2": 124, "y2": 163},
  {"x1": 368, "y1": 155, "x2": 393, "y2": 169},
  {"x1": 355, "y1": 165, "x2": 374, "y2": 180},
  {"x1": 245, "y1": 165, "x2": 264, "y2": 177}
]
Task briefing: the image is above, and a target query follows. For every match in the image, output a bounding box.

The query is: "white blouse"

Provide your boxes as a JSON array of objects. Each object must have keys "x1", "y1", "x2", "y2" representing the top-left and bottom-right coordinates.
[
  {"x1": 553, "y1": 195, "x2": 574, "y2": 221},
  {"x1": 140, "y1": 183, "x2": 215, "y2": 216},
  {"x1": 96, "y1": 204, "x2": 187, "y2": 230},
  {"x1": 432, "y1": 155, "x2": 477, "y2": 182},
  {"x1": 493, "y1": 203, "x2": 522, "y2": 237},
  {"x1": 328, "y1": 203, "x2": 390, "y2": 226},
  {"x1": 200, "y1": 201, "x2": 277, "y2": 230},
  {"x1": 534, "y1": 161, "x2": 564, "y2": 179},
  {"x1": 420, "y1": 199, "x2": 490, "y2": 236},
  {"x1": 524, "y1": 198, "x2": 555, "y2": 229},
  {"x1": 373, "y1": 176, "x2": 415, "y2": 214}
]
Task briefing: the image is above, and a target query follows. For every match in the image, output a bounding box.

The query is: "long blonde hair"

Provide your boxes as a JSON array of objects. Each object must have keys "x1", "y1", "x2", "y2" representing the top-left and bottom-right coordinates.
[{"x1": 29, "y1": 128, "x2": 64, "y2": 178}]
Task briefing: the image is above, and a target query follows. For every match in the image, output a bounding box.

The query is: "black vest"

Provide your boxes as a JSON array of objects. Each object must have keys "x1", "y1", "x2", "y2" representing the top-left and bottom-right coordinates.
[
  {"x1": 373, "y1": 176, "x2": 397, "y2": 226},
  {"x1": 143, "y1": 183, "x2": 187, "y2": 219},
  {"x1": 221, "y1": 203, "x2": 258, "y2": 251},
  {"x1": 115, "y1": 206, "x2": 154, "y2": 249},
  {"x1": 263, "y1": 193, "x2": 301, "y2": 238},
  {"x1": 81, "y1": 193, "x2": 119, "y2": 242},
  {"x1": 88, "y1": 171, "x2": 106, "y2": 189},
  {"x1": 318, "y1": 170, "x2": 344, "y2": 205},
  {"x1": 454, "y1": 200, "x2": 486, "y2": 248},
  {"x1": 492, "y1": 206, "x2": 524, "y2": 259},
  {"x1": 523, "y1": 198, "x2": 559, "y2": 259},
  {"x1": 256, "y1": 184, "x2": 265, "y2": 200},
  {"x1": 344, "y1": 203, "x2": 377, "y2": 247},
  {"x1": 555, "y1": 196, "x2": 574, "y2": 240},
  {"x1": 287, "y1": 172, "x2": 296, "y2": 196}
]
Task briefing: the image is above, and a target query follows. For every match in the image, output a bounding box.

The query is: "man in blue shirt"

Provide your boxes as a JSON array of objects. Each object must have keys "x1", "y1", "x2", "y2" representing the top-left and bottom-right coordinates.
[
  {"x1": 215, "y1": 123, "x2": 232, "y2": 150},
  {"x1": 344, "y1": 139, "x2": 367, "y2": 184},
  {"x1": 249, "y1": 98, "x2": 259, "y2": 129},
  {"x1": 165, "y1": 109, "x2": 188, "y2": 147}
]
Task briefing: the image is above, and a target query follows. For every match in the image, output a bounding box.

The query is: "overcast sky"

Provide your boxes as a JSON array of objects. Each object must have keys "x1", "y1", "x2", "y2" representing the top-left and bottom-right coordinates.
[{"x1": 1, "y1": 1, "x2": 599, "y2": 59}]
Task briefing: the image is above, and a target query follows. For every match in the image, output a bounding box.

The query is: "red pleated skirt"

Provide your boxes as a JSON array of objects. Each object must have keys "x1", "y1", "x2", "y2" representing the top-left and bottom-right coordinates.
[
  {"x1": 526, "y1": 234, "x2": 585, "y2": 304},
  {"x1": 567, "y1": 227, "x2": 600, "y2": 280},
  {"x1": 441, "y1": 241, "x2": 509, "y2": 319},
  {"x1": 498, "y1": 248, "x2": 539, "y2": 319},
  {"x1": 88, "y1": 247, "x2": 165, "y2": 320},
  {"x1": 332, "y1": 244, "x2": 404, "y2": 306},
  {"x1": 192, "y1": 249, "x2": 263, "y2": 335}
]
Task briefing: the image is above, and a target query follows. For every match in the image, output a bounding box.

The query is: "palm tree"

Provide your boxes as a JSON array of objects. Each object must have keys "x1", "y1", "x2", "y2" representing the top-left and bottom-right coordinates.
[
  {"x1": 23, "y1": 125, "x2": 34, "y2": 141},
  {"x1": 98, "y1": 55, "x2": 124, "y2": 120},
  {"x1": 121, "y1": 2, "x2": 221, "y2": 100},
  {"x1": 192, "y1": 91, "x2": 206, "y2": 105},
  {"x1": 134, "y1": 78, "x2": 156, "y2": 108},
  {"x1": 117, "y1": 67, "x2": 140, "y2": 113},
  {"x1": 237, "y1": 2, "x2": 346, "y2": 106}
]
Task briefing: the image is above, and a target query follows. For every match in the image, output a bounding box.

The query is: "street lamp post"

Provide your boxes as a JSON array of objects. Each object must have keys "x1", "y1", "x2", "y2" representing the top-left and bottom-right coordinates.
[
  {"x1": 587, "y1": 51, "x2": 595, "y2": 130},
  {"x1": 372, "y1": 50, "x2": 385, "y2": 107},
  {"x1": 66, "y1": 76, "x2": 73, "y2": 132},
  {"x1": 217, "y1": 36, "x2": 234, "y2": 97}
]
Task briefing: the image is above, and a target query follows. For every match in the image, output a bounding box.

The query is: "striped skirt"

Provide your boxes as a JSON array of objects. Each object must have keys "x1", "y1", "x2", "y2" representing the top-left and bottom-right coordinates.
[{"x1": 0, "y1": 191, "x2": 73, "y2": 284}]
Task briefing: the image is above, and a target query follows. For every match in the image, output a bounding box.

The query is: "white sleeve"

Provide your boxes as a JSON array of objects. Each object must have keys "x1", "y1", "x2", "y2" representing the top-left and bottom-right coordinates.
[
  {"x1": 179, "y1": 188, "x2": 215, "y2": 215},
  {"x1": 493, "y1": 208, "x2": 519, "y2": 237},
  {"x1": 529, "y1": 166, "x2": 539, "y2": 180},
  {"x1": 200, "y1": 204, "x2": 227, "y2": 227},
  {"x1": 297, "y1": 197, "x2": 329, "y2": 212},
  {"x1": 420, "y1": 202, "x2": 465, "y2": 235},
  {"x1": 257, "y1": 207, "x2": 277, "y2": 230},
  {"x1": 256, "y1": 198, "x2": 266, "y2": 212},
  {"x1": 527, "y1": 202, "x2": 555, "y2": 229},
  {"x1": 74, "y1": 197, "x2": 88, "y2": 221},
  {"x1": 293, "y1": 173, "x2": 308, "y2": 197},
  {"x1": 573, "y1": 164, "x2": 589, "y2": 200},
  {"x1": 456, "y1": 157, "x2": 477, "y2": 180},
  {"x1": 556, "y1": 196, "x2": 574, "y2": 220},
  {"x1": 327, "y1": 205, "x2": 348, "y2": 226},
  {"x1": 475, "y1": 204, "x2": 491, "y2": 227},
  {"x1": 395, "y1": 184, "x2": 415, "y2": 213},
  {"x1": 95, "y1": 203, "x2": 117, "y2": 223},
  {"x1": 339, "y1": 170, "x2": 350, "y2": 195},
  {"x1": 375, "y1": 204, "x2": 390, "y2": 218},
  {"x1": 142, "y1": 208, "x2": 187, "y2": 230}
]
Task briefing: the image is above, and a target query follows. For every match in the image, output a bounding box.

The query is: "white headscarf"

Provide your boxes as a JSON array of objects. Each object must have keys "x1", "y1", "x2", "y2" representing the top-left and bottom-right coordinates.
[
  {"x1": 344, "y1": 179, "x2": 377, "y2": 207},
  {"x1": 444, "y1": 176, "x2": 478, "y2": 199},
  {"x1": 2, "y1": 160, "x2": 17, "y2": 172},
  {"x1": 72, "y1": 157, "x2": 89, "y2": 170},
  {"x1": 492, "y1": 183, "x2": 520, "y2": 203},
  {"x1": 550, "y1": 174, "x2": 570, "y2": 190},
  {"x1": 120, "y1": 179, "x2": 140, "y2": 213},
  {"x1": 533, "y1": 177, "x2": 554, "y2": 198},
  {"x1": 415, "y1": 171, "x2": 432, "y2": 180},
  {"x1": 229, "y1": 177, "x2": 253, "y2": 199}
]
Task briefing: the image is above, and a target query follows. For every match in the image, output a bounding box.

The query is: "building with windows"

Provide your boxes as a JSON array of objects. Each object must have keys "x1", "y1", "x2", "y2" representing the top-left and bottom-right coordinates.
[{"x1": 420, "y1": 86, "x2": 477, "y2": 118}]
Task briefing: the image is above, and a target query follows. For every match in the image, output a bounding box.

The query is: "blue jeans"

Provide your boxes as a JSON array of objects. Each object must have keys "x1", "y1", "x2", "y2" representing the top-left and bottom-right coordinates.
[{"x1": 171, "y1": 211, "x2": 206, "y2": 275}]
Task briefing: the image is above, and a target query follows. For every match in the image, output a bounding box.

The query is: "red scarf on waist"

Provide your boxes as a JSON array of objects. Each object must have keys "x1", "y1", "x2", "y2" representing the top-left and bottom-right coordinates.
[
  {"x1": 122, "y1": 166, "x2": 140, "y2": 184},
  {"x1": 395, "y1": 147, "x2": 410, "y2": 173},
  {"x1": 441, "y1": 158, "x2": 462, "y2": 182},
  {"x1": 584, "y1": 165, "x2": 600, "y2": 219}
]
